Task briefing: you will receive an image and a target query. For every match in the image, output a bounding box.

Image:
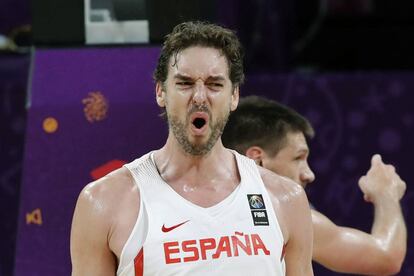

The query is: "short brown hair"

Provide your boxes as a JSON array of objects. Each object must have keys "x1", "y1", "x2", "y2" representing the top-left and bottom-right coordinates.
[
  {"x1": 153, "y1": 21, "x2": 244, "y2": 87},
  {"x1": 222, "y1": 96, "x2": 315, "y2": 156}
]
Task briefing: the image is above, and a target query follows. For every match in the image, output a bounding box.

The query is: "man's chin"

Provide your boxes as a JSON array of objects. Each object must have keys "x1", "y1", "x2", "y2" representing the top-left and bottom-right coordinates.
[
  {"x1": 185, "y1": 146, "x2": 210, "y2": 156},
  {"x1": 183, "y1": 138, "x2": 216, "y2": 156}
]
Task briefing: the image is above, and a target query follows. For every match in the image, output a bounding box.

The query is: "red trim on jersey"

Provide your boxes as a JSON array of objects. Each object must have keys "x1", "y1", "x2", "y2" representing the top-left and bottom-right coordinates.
[{"x1": 134, "y1": 248, "x2": 144, "y2": 276}]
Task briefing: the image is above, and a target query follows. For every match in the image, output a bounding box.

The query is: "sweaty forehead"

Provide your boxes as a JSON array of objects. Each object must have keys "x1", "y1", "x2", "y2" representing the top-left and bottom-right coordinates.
[{"x1": 168, "y1": 46, "x2": 230, "y2": 80}]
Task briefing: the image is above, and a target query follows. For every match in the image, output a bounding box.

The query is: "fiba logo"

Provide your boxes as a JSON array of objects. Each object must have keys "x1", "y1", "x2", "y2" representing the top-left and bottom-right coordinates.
[
  {"x1": 247, "y1": 194, "x2": 269, "y2": 226},
  {"x1": 249, "y1": 195, "x2": 264, "y2": 209}
]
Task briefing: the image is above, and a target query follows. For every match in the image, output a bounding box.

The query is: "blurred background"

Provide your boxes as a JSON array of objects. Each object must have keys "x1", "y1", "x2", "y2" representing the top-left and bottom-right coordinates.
[{"x1": 1, "y1": 0, "x2": 413, "y2": 275}]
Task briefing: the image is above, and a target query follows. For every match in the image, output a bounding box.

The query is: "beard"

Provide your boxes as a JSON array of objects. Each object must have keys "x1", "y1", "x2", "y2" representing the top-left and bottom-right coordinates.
[{"x1": 167, "y1": 104, "x2": 230, "y2": 156}]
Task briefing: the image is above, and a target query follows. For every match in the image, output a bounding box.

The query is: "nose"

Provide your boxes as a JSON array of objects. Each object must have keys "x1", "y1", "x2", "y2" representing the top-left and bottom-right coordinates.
[
  {"x1": 300, "y1": 162, "x2": 315, "y2": 186},
  {"x1": 192, "y1": 80, "x2": 208, "y2": 105}
]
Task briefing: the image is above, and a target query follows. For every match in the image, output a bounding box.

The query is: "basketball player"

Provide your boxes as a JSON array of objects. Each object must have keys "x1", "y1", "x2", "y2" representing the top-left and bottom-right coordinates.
[
  {"x1": 222, "y1": 95, "x2": 407, "y2": 275},
  {"x1": 70, "y1": 22, "x2": 314, "y2": 275}
]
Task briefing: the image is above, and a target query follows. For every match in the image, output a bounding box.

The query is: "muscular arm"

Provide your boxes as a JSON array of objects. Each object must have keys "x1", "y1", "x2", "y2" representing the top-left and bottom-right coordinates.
[
  {"x1": 284, "y1": 185, "x2": 314, "y2": 276},
  {"x1": 370, "y1": 196, "x2": 406, "y2": 272},
  {"x1": 70, "y1": 182, "x2": 117, "y2": 276},
  {"x1": 312, "y1": 206, "x2": 406, "y2": 275},
  {"x1": 313, "y1": 154, "x2": 407, "y2": 275},
  {"x1": 70, "y1": 168, "x2": 138, "y2": 276},
  {"x1": 261, "y1": 168, "x2": 314, "y2": 276}
]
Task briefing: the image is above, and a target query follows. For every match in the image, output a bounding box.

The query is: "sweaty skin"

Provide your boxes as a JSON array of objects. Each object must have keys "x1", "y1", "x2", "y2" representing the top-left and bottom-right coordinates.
[
  {"x1": 70, "y1": 46, "x2": 314, "y2": 276},
  {"x1": 245, "y1": 131, "x2": 407, "y2": 275}
]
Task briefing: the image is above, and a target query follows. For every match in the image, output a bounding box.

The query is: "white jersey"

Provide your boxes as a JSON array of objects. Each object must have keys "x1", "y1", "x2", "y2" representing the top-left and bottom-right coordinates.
[{"x1": 117, "y1": 151, "x2": 286, "y2": 276}]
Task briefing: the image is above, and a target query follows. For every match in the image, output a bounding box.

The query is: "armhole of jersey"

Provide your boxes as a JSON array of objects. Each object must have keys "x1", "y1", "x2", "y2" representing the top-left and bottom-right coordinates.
[
  {"x1": 267, "y1": 195, "x2": 285, "y2": 247},
  {"x1": 117, "y1": 163, "x2": 148, "y2": 275}
]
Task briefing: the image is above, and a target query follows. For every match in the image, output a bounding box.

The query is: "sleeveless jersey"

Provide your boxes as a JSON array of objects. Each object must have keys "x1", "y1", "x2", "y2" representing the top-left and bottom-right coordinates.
[{"x1": 117, "y1": 151, "x2": 286, "y2": 276}]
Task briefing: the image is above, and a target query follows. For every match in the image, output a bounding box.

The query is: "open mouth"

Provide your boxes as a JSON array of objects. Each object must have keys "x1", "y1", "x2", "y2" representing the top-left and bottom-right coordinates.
[
  {"x1": 192, "y1": 117, "x2": 206, "y2": 129},
  {"x1": 190, "y1": 112, "x2": 209, "y2": 134}
]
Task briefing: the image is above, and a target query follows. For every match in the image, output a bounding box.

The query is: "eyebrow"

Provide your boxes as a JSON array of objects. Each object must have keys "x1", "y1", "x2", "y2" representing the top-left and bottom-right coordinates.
[
  {"x1": 206, "y1": 76, "x2": 226, "y2": 82},
  {"x1": 173, "y1": 74, "x2": 193, "y2": 81},
  {"x1": 173, "y1": 74, "x2": 226, "y2": 82}
]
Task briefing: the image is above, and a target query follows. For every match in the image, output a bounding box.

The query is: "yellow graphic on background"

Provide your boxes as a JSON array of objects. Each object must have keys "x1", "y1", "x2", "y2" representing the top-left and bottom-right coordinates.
[
  {"x1": 43, "y1": 117, "x2": 58, "y2": 133},
  {"x1": 26, "y1": 208, "x2": 43, "y2": 225},
  {"x1": 82, "y1": 91, "x2": 109, "y2": 122}
]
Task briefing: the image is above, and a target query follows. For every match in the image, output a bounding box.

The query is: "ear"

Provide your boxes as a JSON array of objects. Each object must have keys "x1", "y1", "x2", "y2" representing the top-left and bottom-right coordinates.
[
  {"x1": 156, "y1": 82, "x2": 166, "y2": 107},
  {"x1": 245, "y1": 146, "x2": 264, "y2": 166},
  {"x1": 230, "y1": 86, "x2": 239, "y2": 111}
]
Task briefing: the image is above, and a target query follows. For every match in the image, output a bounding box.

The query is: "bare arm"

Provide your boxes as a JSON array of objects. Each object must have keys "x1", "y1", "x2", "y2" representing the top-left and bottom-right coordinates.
[
  {"x1": 70, "y1": 177, "x2": 122, "y2": 276},
  {"x1": 70, "y1": 181, "x2": 117, "y2": 276},
  {"x1": 283, "y1": 185, "x2": 314, "y2": 276},
  {"x1": 261, "y1": 168, "x2": 314, "y2": 276},
  {"x1": 313, "y1": 154, "x2": 407, "y2": 275}
]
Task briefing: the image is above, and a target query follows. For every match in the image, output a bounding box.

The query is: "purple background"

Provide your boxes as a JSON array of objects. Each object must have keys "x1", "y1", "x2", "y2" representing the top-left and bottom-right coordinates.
[
  {"x1": 14, "y1": 47, "x2": 167, "y2": 275},
  {"x1": 12, "y1": 47, "x2": 413, "y2": 275},
  {"x1": 0, "y1": 55, "x2": 29, "y2": 276}
]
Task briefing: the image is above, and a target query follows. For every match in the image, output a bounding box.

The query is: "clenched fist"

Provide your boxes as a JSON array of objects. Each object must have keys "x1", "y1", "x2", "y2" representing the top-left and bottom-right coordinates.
[{"x1": 358, "y1": 154, "x2": 406, "y2": 204}]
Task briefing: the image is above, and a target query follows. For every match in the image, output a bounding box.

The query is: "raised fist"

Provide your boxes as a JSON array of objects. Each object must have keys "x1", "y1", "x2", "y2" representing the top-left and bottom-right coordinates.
[{"x1": 358, "y1": 154, "x2": 406, "y2": 204}]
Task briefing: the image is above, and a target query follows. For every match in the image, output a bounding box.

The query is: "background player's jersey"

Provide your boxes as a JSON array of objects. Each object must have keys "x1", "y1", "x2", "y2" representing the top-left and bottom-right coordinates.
[{"x1": 117, "y1": 151, "x2": 286, "y2": 276}]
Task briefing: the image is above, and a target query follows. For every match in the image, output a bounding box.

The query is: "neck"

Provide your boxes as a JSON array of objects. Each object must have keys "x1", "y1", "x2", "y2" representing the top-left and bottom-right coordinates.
[{"x1": 154, "y1": 134, "x2": 234, "y2": 182}]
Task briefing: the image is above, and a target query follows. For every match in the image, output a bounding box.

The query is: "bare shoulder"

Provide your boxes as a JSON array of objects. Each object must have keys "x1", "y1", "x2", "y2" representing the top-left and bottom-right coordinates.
[
  {"x1": 258, "y1": 165, "x2": 307, "y2": 206},
  {"x1": 258, "y1": 166, "x2": 310, "y2": 241},
  {"x1": 81, "y1": 167, "x2": 135, "y2": 199},
  {"x1": 71, "y1": 166, "x2": 139, "y2": 259},
  {"x1": 79, "y1": 167, "x2": 137, "y2": 209},
  {"x1": 258, "y1": 166, "x2": 314, "y2": 275}
]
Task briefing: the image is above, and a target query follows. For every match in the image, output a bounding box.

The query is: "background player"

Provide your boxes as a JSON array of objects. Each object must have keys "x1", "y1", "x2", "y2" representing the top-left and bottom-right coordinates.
[{"x1": 222, "y1": 95, "x2": 407, "y2": 275}]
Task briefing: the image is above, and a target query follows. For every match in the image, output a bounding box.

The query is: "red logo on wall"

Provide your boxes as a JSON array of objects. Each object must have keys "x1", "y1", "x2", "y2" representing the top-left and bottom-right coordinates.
[{"x1": 90, "y1": 159, "x2": 126, "y2": 180}]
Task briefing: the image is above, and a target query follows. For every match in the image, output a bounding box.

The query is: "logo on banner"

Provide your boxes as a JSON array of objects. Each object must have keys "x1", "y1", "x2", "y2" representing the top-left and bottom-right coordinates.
[
  {"x1": 90, "y1": 159, "x2": 127, "y2": 180},
  {"x1": 247, "y1": 194, "x2": 269, "y2": 226},
  {"x1": 82, "y1": 91, "x2": 109, "y2": 123},
  {"x1": 43, "y1": 117, "x2": 59, "y2": 133},
  {"x1": 26, "y1": 208, "x2": 43, "y2": 225}
]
